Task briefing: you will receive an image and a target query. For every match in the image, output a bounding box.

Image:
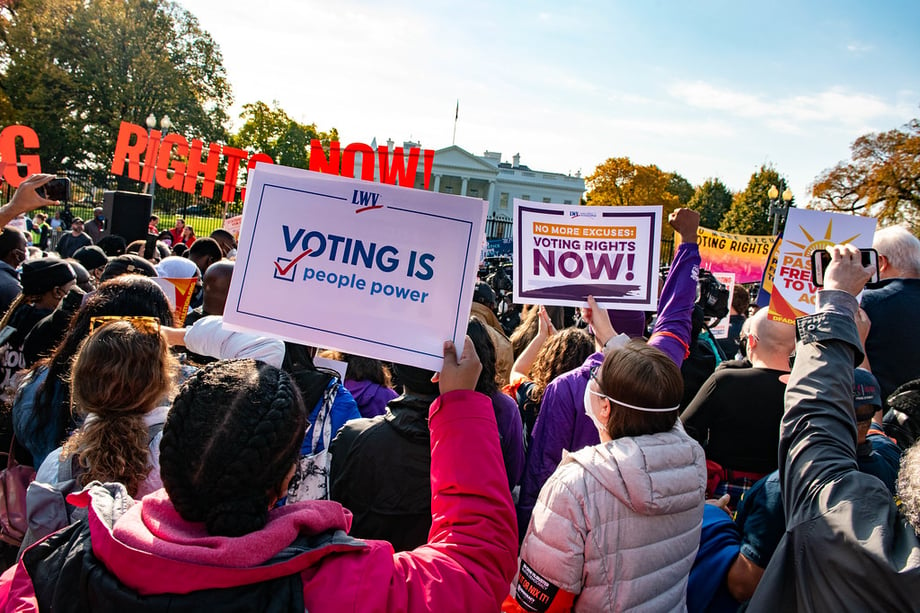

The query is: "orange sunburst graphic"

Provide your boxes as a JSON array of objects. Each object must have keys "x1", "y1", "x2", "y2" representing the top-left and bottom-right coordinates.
[
  {"x1": 768, "y1": 218, "x2": 865, "y2": 324},
  {"x1": 783, "y1": 219, "x2": 863, "y2": 261}
]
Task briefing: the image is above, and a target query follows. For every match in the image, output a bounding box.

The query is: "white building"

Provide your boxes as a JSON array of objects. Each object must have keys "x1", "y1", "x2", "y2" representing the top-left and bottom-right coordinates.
[{"x1": 360, "y1": 141, "x2": 586, "y2": 237}]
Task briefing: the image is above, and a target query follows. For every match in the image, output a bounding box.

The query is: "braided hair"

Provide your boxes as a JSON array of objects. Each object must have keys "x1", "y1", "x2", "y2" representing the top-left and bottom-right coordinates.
[{"x1": 159, "y1": 359, "x2": 307, "y2": 537}]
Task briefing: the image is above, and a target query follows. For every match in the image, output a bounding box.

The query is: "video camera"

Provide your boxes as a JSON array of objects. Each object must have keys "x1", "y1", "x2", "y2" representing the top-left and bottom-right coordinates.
[{"x1": 696, "y1": 269, "x2": 730, "y2": 321}]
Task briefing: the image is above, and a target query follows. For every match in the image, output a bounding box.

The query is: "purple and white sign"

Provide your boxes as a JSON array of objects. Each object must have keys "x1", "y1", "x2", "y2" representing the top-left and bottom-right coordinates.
[{"x1": 513, "y1": 201, "x2": 662, "y2": 310}]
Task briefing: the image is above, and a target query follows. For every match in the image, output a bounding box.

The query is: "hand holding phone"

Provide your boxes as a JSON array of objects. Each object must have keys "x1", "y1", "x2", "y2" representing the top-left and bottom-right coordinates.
[
  {"x1": 37, "y1": 177, "x2": 71, "y2": 202},
  {"x1": 811, "y1": 247, "x2": 879, "y2": 288}
]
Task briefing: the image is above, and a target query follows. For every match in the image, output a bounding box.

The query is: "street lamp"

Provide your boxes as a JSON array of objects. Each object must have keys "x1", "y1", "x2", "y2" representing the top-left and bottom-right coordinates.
[
  {"x1": 145, "y1": 113, "x2": 172, "y2": 202},
  {"x1": 768, "y1": 184, "x2": 794, "y2": 236}
]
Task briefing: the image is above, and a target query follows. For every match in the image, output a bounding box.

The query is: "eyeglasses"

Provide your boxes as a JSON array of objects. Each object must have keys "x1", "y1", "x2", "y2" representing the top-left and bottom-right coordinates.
[
  {"x1": 588, "y1": 364, "x2": 613, "y2": 401},
  {"x1": 88, "y1": 315, "x2": 161, "y2": 335}
]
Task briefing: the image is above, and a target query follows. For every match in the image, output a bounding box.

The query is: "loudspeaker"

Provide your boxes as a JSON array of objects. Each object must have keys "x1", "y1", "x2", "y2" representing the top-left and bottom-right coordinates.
[{"x1": 102, "y1": 191, "x2": 153, "y2": 244}]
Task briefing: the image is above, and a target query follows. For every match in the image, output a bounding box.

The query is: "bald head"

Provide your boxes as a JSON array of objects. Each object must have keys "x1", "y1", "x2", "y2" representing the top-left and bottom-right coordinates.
[
  {"x1": 202, "y1": 260, "x2": 234, "y2": 316},
  {"x1": 747, "y1": 308, "x2": 796, "y2": 370}
]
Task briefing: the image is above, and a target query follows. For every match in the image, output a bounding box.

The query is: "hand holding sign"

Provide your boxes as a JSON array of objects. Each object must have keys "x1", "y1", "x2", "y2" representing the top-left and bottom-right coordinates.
[{"x1": 437, "y1": 337, "x2": 482, "y2": 395}]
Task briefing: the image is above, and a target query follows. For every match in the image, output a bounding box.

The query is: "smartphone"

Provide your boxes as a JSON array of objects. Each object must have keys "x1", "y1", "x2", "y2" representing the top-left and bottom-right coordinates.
[
  {"x1": 810, "y1": 248, "x2": 880, "y2": 287},
  {"x1": 144, "y1": 234, "x2": 159, "y2": 261},
  {"x1": 38, "y1": 177, "x2": 71, "y2": 202}
]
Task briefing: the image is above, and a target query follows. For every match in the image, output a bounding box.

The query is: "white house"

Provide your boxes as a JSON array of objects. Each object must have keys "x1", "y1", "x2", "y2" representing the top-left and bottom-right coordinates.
[{"x1": 359, "y1": 141, "x2": 586, "y2": 236}]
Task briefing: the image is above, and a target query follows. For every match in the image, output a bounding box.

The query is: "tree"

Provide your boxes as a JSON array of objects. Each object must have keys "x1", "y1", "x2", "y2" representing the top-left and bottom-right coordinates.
[
  {"x1": 688, "y1": 178, "x2": 734, "y2": 230},
  {"x1": 811, "y1": 118, "x2": 920, "y2": 228},
  {"x1": 719, "y1": 165, "x2": 791, "y2": 236},
  {"x1": 666, "y1": 172, "x2": 694, "y2": 206},
  {"x1": 230, "y1": 101, "x2": 339, "y2": 169},
  {"x1": 586, "y1": 156, "x2": 680, "y2": 219},
  {"x1": 0, "y1": 0, "x2": 232, "y2": 177}
]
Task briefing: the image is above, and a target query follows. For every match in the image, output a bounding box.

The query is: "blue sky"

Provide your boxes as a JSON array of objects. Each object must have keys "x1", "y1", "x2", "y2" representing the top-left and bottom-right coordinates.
[{"x1": 181, "y1": 0, "x2": 919, "y2": 205}]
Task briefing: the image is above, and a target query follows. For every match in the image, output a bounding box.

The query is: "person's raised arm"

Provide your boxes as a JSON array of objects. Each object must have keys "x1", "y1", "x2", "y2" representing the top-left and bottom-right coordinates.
[
  {"x1": 779, "y1": 244, "x2": 873, "y2": 524},
  {"x1": 0, "y1": 174, "x2": 58, "y2": 228},
  {"x1": 384, "y1": 338, "x2": 517, "y2": 612},
  {"x1": 649, "y1": 208, "x2": 701, "y2": 367},
  {"x1": 510, "y1": 306, "x2": 555, "y2": 384}
]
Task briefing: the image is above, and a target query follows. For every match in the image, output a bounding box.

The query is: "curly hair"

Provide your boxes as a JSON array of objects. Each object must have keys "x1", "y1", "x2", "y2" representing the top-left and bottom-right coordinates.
[
  {"x1": 509, "y1": 305, "x2": 566, "y2": 358},
  {"x1": 30, "y1": 275, "x2": 175, "y2": 437},
  {"x1": 61, "y1": 320, "x2": 175, "y2": 495},
  {"x1": 159, "y1": 359, "x2": 307, "y2": 537},
  {"x1": 528, "y1": 327, "x2": 594, "y2": 405},
  {"x1": 898, "y1": 441, "x2": 920, "y2": 534}
]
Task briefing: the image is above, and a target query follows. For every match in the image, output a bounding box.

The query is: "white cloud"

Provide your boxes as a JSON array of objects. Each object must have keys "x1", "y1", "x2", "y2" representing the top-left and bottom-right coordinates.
[
  {"x1": 668, "y1": 80, "x2": 899, "y2": 127},
  {"x1": 847, "y1": 42, "x2": 874, "y2": 53}
]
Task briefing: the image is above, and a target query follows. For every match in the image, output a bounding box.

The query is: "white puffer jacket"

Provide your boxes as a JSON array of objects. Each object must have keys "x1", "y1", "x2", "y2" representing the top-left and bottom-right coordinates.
[{"x1": 518, "y1": 421, "x2": 706, "y2": 612}]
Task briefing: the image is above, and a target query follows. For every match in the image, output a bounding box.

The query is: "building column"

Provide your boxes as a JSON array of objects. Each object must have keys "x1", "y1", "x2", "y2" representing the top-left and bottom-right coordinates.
[
  {"x1": 486, "y1": 181, "x2": 496, "y2": 214},
  {"x1": 433, "y1": 174, "x2": 441, "y2": 192},
  {"x1": 461, "y1": 177, "x2": 469, "y2": 196}
]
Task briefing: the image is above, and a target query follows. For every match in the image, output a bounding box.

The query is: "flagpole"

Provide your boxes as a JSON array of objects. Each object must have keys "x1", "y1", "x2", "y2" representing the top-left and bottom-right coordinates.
[{"x1": 452, "y1": 99, "x2": 458, "y2": 145}]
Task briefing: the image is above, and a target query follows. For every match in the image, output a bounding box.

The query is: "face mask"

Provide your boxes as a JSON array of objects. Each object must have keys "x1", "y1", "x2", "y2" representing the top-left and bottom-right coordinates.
[
  {"x1": 583, "y1": 379, "x2": 608, "y2": 433},
  {"x1": 226, "y1": 248, "x2": 237, "y2": 259}
]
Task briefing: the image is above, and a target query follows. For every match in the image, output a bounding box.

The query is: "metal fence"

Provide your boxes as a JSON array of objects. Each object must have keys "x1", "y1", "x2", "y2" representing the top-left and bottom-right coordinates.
[{"x1": 3, "y1": 171, "x2": 680, "y2": 256}]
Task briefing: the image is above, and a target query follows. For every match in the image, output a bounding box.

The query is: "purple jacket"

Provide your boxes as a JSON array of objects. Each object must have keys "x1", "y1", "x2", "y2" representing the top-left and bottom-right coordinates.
[
  {"x1": 344, "y1": 379, "x2": 399, "y2": 419},
  {"x1": 516, "y1": 242, "x2": 700, "y2": 534},
  {"x1": 492, "y1": 390, "x2": 526, "y2": 490}
]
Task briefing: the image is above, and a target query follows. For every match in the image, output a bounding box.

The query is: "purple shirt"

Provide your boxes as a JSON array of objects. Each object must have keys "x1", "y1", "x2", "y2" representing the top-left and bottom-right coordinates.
[
  {"x1": 516, "y1": 242, "x2": 700, "y2": 535},
  {"x1": 344, "y1": 380, "x2": 398, "y2": 419}
]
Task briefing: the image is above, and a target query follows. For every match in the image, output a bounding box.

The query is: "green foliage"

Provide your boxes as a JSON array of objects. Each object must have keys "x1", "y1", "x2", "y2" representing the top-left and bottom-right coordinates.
[
  {"x1": 811, "y1": 118, "x2": 920, "y2": 229},
  {"x1": 688, "y1": 178, "x2": 734, "y2": 230},
  {"x1": 666, "y1": 172, "x2": 694, "y2": 205},
  {"x1": 719, "y1": 165, "x2": 791, "y2": 236},
  {"x1": 0, "y1": 0, "x2": 232, "y2": 178},
  {"x1": 586, "y1": 156, "x2": 681, "y2": 221},
  {"x1": 229, "y1": 101, "x2": 338, "y2": 169}
]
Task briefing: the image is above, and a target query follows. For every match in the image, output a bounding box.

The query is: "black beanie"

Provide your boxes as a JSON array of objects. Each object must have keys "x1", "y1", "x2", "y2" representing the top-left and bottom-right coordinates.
[
  {"x1": 21, "y1": 257, "x2": 76, "y2": 296},
  {"x1": 391, "y1": 363, "x2": 439, "y2": 397},
  {"x1": 72, "y1": 245, "x2": 108, "y2": 271}
]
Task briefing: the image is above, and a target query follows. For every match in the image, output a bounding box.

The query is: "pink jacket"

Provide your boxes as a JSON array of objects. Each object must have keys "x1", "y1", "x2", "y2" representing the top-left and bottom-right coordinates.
[{"x1": 0, "y1": 390, "x2": 518, "y2": 612}]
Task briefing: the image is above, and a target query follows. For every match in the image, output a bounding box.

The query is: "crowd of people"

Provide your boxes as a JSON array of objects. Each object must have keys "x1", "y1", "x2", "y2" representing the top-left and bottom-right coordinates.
[{"x1": 0, "y1": 173, "x2": 916, "y2": 610}]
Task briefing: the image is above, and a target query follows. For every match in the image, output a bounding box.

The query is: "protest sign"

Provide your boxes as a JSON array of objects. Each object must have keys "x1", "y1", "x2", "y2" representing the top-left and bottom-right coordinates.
[
  {"x1": 513, "y1": 201, "x2": 662, "y2": 310},
  {"x1": 222, "y1": 215, "x2": 242, "y2": 241},
  {"x1": 696, "y1": 227, "x2": 772, "y2": 284},
  {"x1": 155, "y1": 277, "x2": 197, "y2": 327},
  {"x1": 223, "y1": 163, "x2": 487, "y2": 371},
  {"x1": 768, "y1": 208, "x2": 876, "y2": 323},
  {"x1": 709, "y1": 272, "x2": 735, "y2": 339},
  {"x1": 756, "y1": 234, "x2": 782, "y2": 308}
]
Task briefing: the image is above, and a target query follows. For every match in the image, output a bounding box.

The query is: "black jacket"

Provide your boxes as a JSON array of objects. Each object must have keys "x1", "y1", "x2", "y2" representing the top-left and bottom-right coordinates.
[{"x1": 329, "y1": 393, "x2": 435, "y2": 552}]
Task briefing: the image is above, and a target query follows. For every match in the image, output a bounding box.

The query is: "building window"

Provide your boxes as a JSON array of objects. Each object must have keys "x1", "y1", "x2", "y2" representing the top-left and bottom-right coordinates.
[
  {"x1": 563, "y1": 200, "x2": 572, "y2": 205},
  {"x1": 521, "y1": 195, "x2": 531, "y2": 201},
  {"x1": 542, "y1": 197, "x2": 551, "y2": 203},
  {"x1": 499, "y1": 192, "x2": 509, "y2": 209}
]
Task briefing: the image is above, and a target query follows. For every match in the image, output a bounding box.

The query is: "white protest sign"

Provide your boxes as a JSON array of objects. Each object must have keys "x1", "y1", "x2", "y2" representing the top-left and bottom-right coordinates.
[
  {"x1": 709, "y1": 272, "x2": 735, "y2": 339},
  {"x1": 223, "y1": 164, "x2": 488, "y2": 371},
  {"x1": 768, "y1": 208, "x2": 876, "y2": 323},
  {"x1": 513, "y1": 201, "x2": 662, "y2": 310}
]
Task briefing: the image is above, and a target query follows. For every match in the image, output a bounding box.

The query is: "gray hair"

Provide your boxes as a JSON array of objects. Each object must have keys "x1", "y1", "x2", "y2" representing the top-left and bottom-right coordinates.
[
  {"x1": 898, "y1": 441, "x2": 920, "y2": 534},
  {"x1": 873, "y1": 225, "x2": 920, "y2": 277}
]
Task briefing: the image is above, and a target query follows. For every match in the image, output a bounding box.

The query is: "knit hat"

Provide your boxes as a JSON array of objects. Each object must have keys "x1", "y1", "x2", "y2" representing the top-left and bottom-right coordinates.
[
  {"x1": 21, "y1": 257, "x2": 76, "y2": 296},
  {"x1": 100, "y1": 254, "x2": 158, "y2": 282},
  {"x1": 72, "y1": 245, "x2": 108, "y2": 271},
  {"x1": 391, "y1": 363, "x2": 439, "y2": 397},
  {"x1": 473, "y1": 281, "x2": 496, "y2": 308}
]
